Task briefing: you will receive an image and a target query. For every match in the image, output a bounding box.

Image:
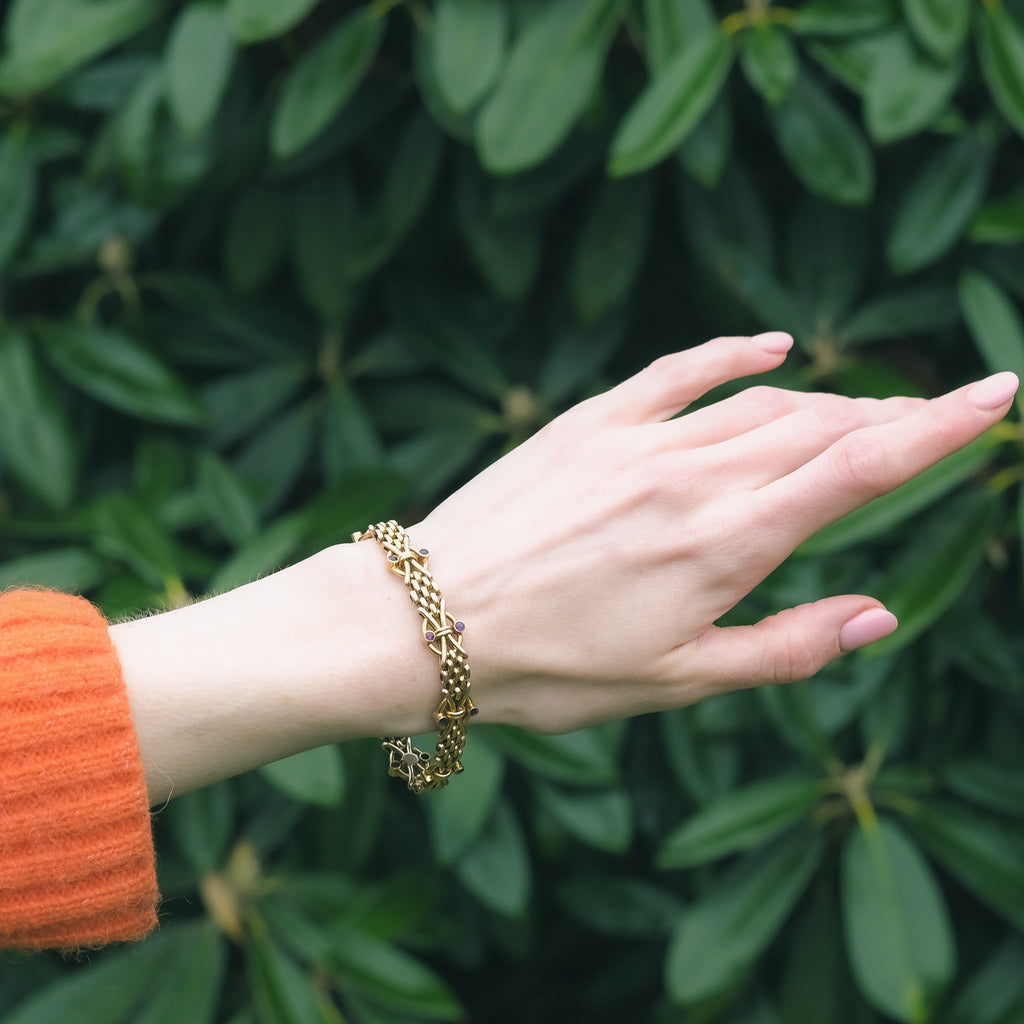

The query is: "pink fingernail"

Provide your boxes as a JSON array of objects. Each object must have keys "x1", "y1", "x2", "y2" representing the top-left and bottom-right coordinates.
[
  {"x1": 839, "y1": 608, "x2": 898, "y2": 652},
  {"x1": 968, "y1": 371, "x2": 1019, "y2": 410},
  {"x1": 752, "y1": 331, "x2": 794, "y2": 354}
]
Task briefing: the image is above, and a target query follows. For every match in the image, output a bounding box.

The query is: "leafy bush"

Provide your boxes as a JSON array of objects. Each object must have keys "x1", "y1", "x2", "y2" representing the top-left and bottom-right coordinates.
[{"x1": 2, "y1": 0, "x2": 1024, "y2": 1021}]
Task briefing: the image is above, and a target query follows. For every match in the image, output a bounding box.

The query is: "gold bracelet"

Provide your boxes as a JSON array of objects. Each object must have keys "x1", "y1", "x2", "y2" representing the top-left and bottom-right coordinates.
[{"x1": 352, "y1": 520, "x2": 477, "y2": 793}]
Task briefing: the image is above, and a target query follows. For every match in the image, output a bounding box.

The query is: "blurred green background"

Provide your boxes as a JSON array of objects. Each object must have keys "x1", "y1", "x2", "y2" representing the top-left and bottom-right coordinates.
[{"x1": 2, "y1": 0, "x2": 1024, "y2": 1021}]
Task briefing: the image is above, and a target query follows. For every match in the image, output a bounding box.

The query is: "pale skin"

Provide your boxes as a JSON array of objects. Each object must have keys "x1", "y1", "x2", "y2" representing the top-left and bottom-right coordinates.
[{"x1": 111, "y1": 332, "x2": 1020, "y2": 806}]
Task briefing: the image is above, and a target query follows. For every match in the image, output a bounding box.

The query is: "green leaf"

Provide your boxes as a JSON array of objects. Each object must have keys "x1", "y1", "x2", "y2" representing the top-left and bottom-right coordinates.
[
  {"x1": 163, "y1": 781, "x2": 235, "y2": 873},
  {"x1": 842, "y1": 817, "x2": 955, "y2": 1024},
  {"x1": 227, "y1": 0, "x2": 320, "y2": 44},
  {"x1": 785, "y1": 196, "x2": 869, "y2": 330},
  {"x1": 959, "y1": 269, "x2": 1024, "y2": 384},
  {"x1": 477, "y1": 0, "x2": 625, "y2": 174},
  {"x1": 557, "y1": 872, "x2": 684, "y2": 938},
  {"x1": 205, "y1": 511, "x2": 311, "y2": 593},
  {"x1": 133, "y1": 922, "x2": 226, "y2": 1024},
  {"x1": 456, "y1": 159, "x2": 544, "y2": 300},
  {"x1": 270, "y1": 6, "x2": 386, "y2": 159},
  {"x1": 676, "y1": 89, "x2": 733, "y2": 187},
  {"x1": 36, "y1": 320, "x2": 206, "y2": 427},
  {"x1": 791, "y1": 0, "x2": 898, "y2": 36},
  {"x1": 454, "y1": 799, "x2": 532, "y2": 917},
  {"x1": 871, "y1": 488, "x2": 1001, "y2": 654},
  {"x1": 488, "y1": 132, "x2": 605, "y2": 218},
  {"x1": 608, "y1": 30, "x2": 733, "y2": 178},
  {"x1": 976, "y1": 4, "x2": 1024, "y2": 139},
  {"x1": 741, "y1": 23, "x2": 798, "y2": 106},
  {"x1": 223, "y1": 186, "x2": 288, "y2": 293},
  {"x1": 942, "y1": 936, "x2": 1024, "y2": 1024},
  {"x1": 259, "y1": 745, "x2": 345, "y2": 807},
  {"x1": 247, "y1": 925, "x2": 325, "y2": 1024},
  {"x1": 770, "y1": 70, "x2": 875, "y2": 205},
  {"x1": 324, "y1": 925, "x2": 463, "y2": 1020},
  {"x1": 643, "y1": 0, "x2": 717, "y2": 72},
  {"x1": 413, "y1": 22, "x2": 475, "y2": 143},
  {"x1": 0, "y1": 547, "x2": 105, "y2": 592},
  {"x1": 0, "y1": 0, "x2": 159, "y2": 97},
  {"x1": 536, "y1": 316, "x2": 624, "y2": 406},
  {"x1": 385, "y1": 112, "x2": 445, "y2": 241},
  {"x1": 387, "y1": 280, "x2": 510, "y2": 400},
  {"x1": 657, "y1": 776, "x2": 823, "y2": 869},
  {"x1": 92, "y1": 492, "x2": 181, "y2": 589},
  {"x1": 321, "y1": 381, "x2": 384, "y2": 484},
  {"x1": 864, "y1": 29, "x2": 963, "y2": 144},
  {"x1": 0, "y1": 924, "x2": 181, "y2": 1024},
  {"x1": 675, "y1": 158, "x2": 791, "y2": 316},
  {"x1": 569, "y1": 175, "x2": 652, "y2": 323},
  {"x1": 970, "y1": 182, "x2": 1024, "y2": 244},
  {"x1": 902, "y1": 0, "x2": 970, "y2": 62},
  {"x1": 0, "y1": 327, "x2": 77, "y2": 509},
  {"x1": 432, "y1": 0, "x2": 507, "y2": 114},
  {"x1": 289, "y1": 170, "x2": 356, "y2": 323},
  {"x1": 426, "y1": 737, "x2": 504, "y2": 864},
  {"x1": 165, "y1": 2, "x2": 235, "y2": 137},
  {"x1": 536, "y1": 783, "x2": 633, "y2": 853},
  {"x1": 665, "y1": 830, "x2": 825, "y2": 1004},
  {"x1": 660, "y1": 708, "x2": 741, "y2": 803},
  {"x1": 943, "y1": 759, "x2": 1024, "y2": 820},
  {"x1": 0, "y1": 130, "x2": 36, "y2": 272},
  {"x1": 200, "y1": 363, "x2": 307, "y2": 449},
  {"x1": 906, "y1": 799, "x2": 1024, "y2": 932},
  {"x1": 886, "y1": 132, "x2": 989, "y2": 274},
  {"x1": 841, "y1": 284, "x2": 960, "y2": 344},
  {"x1": 799, "y1": 432, "x2": 998, "y2": 554},
  {"x1": 197, "y1": 449, "x2": 259, "y2": 544},
  {"x1": 487, "y1": 725, "x2": 619, "y2": 785},
  {"x1": 780, "y1": 894, "x2": 849, "y2": 1024},
  {"x1": 234, "y1": 403, "x2": 317, "y2": 513}
]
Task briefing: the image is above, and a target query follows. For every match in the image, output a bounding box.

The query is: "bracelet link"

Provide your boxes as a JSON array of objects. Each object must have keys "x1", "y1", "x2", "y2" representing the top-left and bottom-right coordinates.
[{"x1": 355, "y1": 521, "x2": 477, "y2": 794}]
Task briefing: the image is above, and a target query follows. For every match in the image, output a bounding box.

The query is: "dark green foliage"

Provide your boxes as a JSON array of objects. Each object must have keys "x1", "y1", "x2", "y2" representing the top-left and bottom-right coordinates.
[{"x1": 1, "y1": 1, "x2": 1023, "y2": 1022}]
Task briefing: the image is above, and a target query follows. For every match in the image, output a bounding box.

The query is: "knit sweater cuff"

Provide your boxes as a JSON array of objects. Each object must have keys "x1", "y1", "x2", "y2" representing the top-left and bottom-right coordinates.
[{"x1": 0, "y1": 590, "x2": 159, "y2": 950}]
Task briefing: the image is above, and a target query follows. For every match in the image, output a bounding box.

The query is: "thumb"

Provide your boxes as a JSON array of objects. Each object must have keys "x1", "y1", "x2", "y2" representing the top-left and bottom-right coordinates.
[{"x1": 685, "y1": 597, "x2": 898, "y2": 691}]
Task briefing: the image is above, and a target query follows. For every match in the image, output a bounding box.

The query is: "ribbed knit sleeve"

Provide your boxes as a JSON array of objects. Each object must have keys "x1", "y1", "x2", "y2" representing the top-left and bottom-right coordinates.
[{"x1": 0, "y1": 590, "x2": 159, "y2": 951}]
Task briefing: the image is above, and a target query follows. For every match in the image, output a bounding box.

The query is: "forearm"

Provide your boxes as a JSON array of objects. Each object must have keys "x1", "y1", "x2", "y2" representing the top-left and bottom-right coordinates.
[{"x1": 111, "y1": 540, "x2": 440, "y2": 805}]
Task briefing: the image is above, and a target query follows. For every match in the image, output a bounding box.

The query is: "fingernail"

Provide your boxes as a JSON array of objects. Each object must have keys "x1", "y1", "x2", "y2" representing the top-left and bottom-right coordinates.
[
  {"x1": 968, "y1": 371, "x2": 1019, "y2": 411},
  {"x1": 752, "y1": 331, "x2": 794, "y2": 355},
  {"x1": 839, "y1": 608, "x2": 898, "y2": 652}
]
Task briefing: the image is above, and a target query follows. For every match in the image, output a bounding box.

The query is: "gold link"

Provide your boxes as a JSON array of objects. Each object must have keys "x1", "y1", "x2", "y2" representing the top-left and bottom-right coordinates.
[{"x1": 355, "y1": 521, "x2": 477, "y2": 793}]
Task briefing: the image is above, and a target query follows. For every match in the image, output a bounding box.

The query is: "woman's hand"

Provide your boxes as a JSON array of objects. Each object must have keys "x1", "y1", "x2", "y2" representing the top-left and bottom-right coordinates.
[
  {"x1": 114, "y1": 331, "x2": 1018, "y2": 803},
  {"x1": 414, "y1": 332, "x2": 1018, "y2": 733}
]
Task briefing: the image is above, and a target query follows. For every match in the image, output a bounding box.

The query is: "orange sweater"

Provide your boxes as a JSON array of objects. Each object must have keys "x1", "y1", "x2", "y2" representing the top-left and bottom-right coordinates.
[{"x1": 0, "y1": 590, "x2": 158, "y2": 951}]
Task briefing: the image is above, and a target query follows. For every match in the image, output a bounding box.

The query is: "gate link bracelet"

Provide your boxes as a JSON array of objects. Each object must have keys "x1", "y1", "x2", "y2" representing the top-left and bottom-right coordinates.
[{"x1": 352, "y1": 521, "x2": 477, "y2": 793}]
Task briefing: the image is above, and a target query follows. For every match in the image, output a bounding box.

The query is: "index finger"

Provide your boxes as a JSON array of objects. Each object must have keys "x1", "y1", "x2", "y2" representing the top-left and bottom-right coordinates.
[{"x1": 750, "y1": 372, "x2": 1019, "y2": 545}]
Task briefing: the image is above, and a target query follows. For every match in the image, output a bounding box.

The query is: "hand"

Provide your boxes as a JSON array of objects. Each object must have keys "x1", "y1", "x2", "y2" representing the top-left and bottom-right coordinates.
[{"x1": 414, "y1": 332, "x2": 1018, "y2": 733}]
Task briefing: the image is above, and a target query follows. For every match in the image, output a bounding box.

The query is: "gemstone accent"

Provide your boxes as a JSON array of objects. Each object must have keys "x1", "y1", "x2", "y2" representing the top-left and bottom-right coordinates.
[
  {"x1": 387, "y1": 554, "x2": 399, "y2": 562},
  {"x1": 419, "y1": 547, "x2": 429, "y2": 556},
  {"x1": 454, "y1": 620, "x2": 465, "y2": 632},
  {"x1": 424, "y1": 630, "x2": 436, "y2": 642}
]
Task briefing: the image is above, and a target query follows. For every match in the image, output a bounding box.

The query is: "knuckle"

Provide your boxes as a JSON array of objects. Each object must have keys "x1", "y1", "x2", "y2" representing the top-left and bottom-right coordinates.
[
  {"x1": 832, "y1": 430, "x2": 890, "y2": 494},
  {"x1": 763, "y1": 627, "x2": 823, "y2": 684}
]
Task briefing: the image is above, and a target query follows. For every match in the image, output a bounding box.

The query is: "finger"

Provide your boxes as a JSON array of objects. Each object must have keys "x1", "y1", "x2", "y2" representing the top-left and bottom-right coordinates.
[
  {"x1": 678, "y1": 394, "x2": 926, "y2": 487},
  {"x1": 750, "y1": 372, "x2": 1019, "y2": 544},
  {"x1": 593, "y1": 332, "x2": 794, "y2": 426},
  {"x1": 676, "y1": 597, "x2": 898, "y2": 695},
  {"x1": 655, "y1": 385, "x2": 823, "y2": 449}
]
